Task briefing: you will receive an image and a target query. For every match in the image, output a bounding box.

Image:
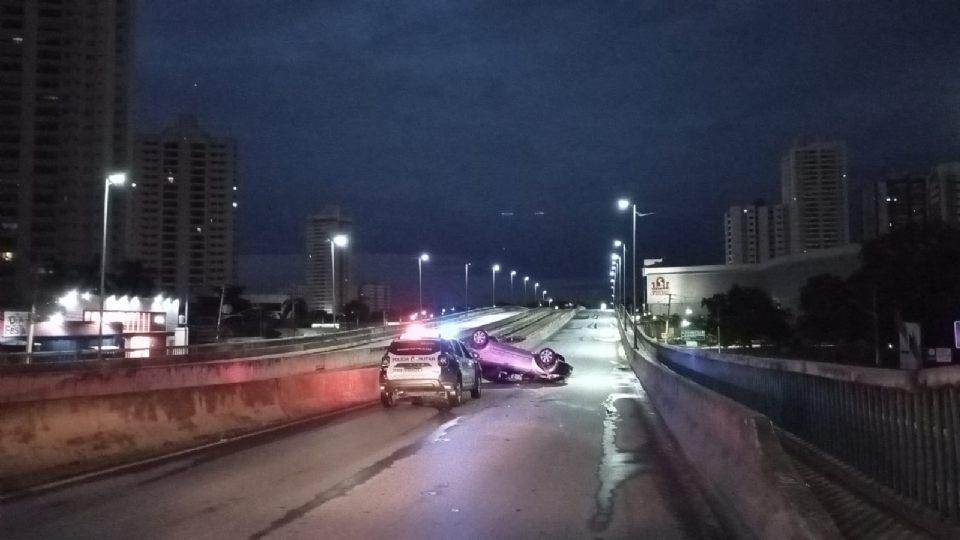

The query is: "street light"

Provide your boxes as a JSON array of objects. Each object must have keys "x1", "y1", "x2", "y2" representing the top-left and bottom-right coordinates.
[
  {"x1": 541, "y1": 290, "x2": 547, "y2": 307},
  {"x1": 418, "y1": 253, "x2": 429, "y2": 313},
  {"x1": 615, "y1": 239, "x2": 627, "y2": 316},
  {"x1": 98, "y1": 172, "x2": 127, "y2": 355},
  {"x1": 330, "y1": 234, "x2": 348, "y2": 325},
  {"x1": 465, "y1": 263, "x2": 471, "y2": 309},
  {"x1": 492, "y1": 264, "x2": 500, "y2": 306},
  {"x1": 534, "y1": 282, "x2": 539, "y2": 306},
  {"x1": 523, "y1": 276, "x2": 529, "y2": 305},
  {"x1": 510, "y1": 270, "x2": 516, "y2": 304},
  {"x1": 617, "y1": 198, "x2": 654, "y2": 348}
]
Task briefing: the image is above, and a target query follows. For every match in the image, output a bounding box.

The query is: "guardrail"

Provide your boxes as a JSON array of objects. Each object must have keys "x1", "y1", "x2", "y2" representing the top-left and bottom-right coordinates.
[
  {"x1": 620, "y1": 318, "x2": 842, "y2": 540},
  {"x1": 0, "y1": 307, "x2": 505, "y2": 372},
  {"x1": 632, "y1": 327, "x2": 960, "y2": 523}
]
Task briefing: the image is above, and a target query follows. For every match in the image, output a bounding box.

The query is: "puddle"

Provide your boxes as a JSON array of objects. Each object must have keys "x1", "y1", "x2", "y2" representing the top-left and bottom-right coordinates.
[{"x1": 588, "y1": 380, "x2": 651, "y2": 532}]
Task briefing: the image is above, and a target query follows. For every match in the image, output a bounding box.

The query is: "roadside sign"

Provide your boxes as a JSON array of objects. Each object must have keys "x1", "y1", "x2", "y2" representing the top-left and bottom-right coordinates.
[
  {"x1": 936, "y1": 348, "x2": 952, "y2": 364},
  {"x1": 681, "y1": 329, "x2": 705, "y2": 339},
  {"x1": 1, "y1": 311, "x2": 29, "y2": 337},
  {"x1": 954, "y1": 321, "x2": 960, "y2": 349}
]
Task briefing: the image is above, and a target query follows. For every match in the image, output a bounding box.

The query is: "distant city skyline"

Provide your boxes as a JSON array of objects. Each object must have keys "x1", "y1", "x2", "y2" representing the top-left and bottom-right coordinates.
[{"x1": 135, "y1": 2, "x2": 960, "y2": 283}]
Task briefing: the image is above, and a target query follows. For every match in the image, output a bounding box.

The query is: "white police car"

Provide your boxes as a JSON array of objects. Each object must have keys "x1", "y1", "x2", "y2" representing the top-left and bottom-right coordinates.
[{"x1": 380, "y1": 326, "x2": 481, "y2": 408}]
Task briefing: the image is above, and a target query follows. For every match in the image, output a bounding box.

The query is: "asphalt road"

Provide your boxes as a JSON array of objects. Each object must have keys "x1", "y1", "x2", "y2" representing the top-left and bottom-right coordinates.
[{"x1": 1, "y1": 310, "x2": 722, "y2": 540}]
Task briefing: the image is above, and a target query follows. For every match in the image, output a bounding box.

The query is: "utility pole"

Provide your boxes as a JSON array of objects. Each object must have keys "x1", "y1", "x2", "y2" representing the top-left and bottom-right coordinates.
[
  {"x1": 664, "y1": 293, "x2": 673, "y2": 341},
  {"x1": 465, "y1": 263, "x2": 470, "y2": 308},
  {"x1": 25, "y1": 270, "x2": 38, "y2": 356},
  {"x1": 216, "y1": 285, "x2": 226, "y2": 342},
  {"x1": 717, "y1": 304, "x2": 722, "y2": 354},
  {"x1": 291, "y1": 286, "x2": 298, "y2": 329},
  {"x1": 872, "y1": 286, "x2": 881, "y2": 366}
]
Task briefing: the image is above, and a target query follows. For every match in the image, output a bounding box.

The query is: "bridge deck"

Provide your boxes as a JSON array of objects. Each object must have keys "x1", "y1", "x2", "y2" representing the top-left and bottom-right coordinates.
[{"x1": 0, "y1": 310, "x2": 719, "y2": 540}]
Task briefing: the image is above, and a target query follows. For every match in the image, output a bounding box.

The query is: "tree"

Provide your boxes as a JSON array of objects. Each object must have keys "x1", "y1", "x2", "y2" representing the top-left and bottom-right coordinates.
[
  {"x1": 280, "y1": 297, "x2": 309, "y2": 326},
  {"x1": 195, "y1": 285, "x2": 251, "y2": 321},
  {"x1": 343, "y1": 299, "x2": 371, "y2": 322},
  {"x1": 797, "y1": 274, "x2": 869, "y2": 344},
  {"x1": 702, "y1": 285, "x2": 790, "y2": 347},
  {"x1": 858, "y1": 223, "x2": 960, "y2": 348}
]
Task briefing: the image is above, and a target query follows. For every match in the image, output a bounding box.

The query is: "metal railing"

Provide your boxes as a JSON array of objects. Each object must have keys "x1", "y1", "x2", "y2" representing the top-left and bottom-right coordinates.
[
  {"x1": 0, "y1": 307, "x2": 504, "y2": 371},
  {"x1": 633, "y1": 327, "x2": 960, "y2": 523}
]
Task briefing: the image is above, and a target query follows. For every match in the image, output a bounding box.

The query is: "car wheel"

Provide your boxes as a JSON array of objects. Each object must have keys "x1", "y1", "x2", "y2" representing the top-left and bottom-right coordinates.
[
  {"x1": 380, "y1": 391, "x2": 397, "y2": 408},
  {"x1": 446, "y1": 379, "x2": 463, "y2": 408},
  {"x1": 470, "y1": 329, "x2": 490, "y2": 350},
  {"x1": 535, "y1": 348, "x2": 559, "y2": 373},
  {"x1": 470, "y1": 370, "x2": 482, "y2": 399}
]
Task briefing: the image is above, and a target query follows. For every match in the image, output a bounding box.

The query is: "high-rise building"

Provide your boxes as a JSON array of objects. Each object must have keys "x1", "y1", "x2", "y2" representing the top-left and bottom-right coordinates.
[
  {"x1": 928, "y1": 163, "x2": 960, "y2": 226},
  {"x1": 359, "y1": 283, "x2": 391, "y2": 313},
  {"x1": 781, "y1": 141, "x2": 850, "y2": 253},
  {"x1": 724, "y1": 204, "x2": 790, "y2": 264},
  {"x1": 0, "y1": 0, "x2": 133, "y2": 302},
  {"x1": 305, "y1": 206, "x2": 353, "y2": 313},
  {"x1": 862, "y1": 176, "x2": 928, "y2": 241},
  {"x1": 128, "y1": 116, "x2": 237, "y2": 297}
]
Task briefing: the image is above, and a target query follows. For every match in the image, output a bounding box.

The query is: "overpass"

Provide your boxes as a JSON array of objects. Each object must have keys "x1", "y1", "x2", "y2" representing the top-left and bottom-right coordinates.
[{"x1": 0, "y1": 308, "x2": 957, "y2": 539}]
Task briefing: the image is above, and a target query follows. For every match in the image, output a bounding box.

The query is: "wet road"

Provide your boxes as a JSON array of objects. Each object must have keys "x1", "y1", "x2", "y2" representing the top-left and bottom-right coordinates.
[{"x1": 1, "y1": 310, "x2": 720, "y2": 540}]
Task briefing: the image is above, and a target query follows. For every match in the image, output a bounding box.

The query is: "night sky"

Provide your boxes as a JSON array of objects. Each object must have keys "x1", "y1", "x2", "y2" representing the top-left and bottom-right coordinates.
[{"x1": 136, "y1": 1, "x2": 960, "y2": 304}]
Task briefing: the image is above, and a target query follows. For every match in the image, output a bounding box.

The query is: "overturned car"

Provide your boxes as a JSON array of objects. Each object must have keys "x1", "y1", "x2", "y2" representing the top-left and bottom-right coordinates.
[{"x1": 465, "y1": 328, "x2": 572, "y2": 383}]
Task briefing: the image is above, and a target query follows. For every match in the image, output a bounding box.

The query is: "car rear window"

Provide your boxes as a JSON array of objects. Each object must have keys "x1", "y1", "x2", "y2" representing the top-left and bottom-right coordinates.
[{"x1": 388, "y1": 340, "x2": 441, "y2": 355}]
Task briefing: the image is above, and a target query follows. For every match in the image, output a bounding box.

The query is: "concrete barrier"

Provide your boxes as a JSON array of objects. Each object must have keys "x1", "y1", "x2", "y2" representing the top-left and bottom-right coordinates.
[
  {"x1": 0, "y1": 352, "x2": 381, "y2": 494},
  {"x1": 0, "y1": 347, "x2": 384, "y2": 405},
  {"x1": 619, "y1": 322, "x2": 842, "y2": 540},
  {"x1": 515, "y1": 309, "x2": 579, "y2": 348},
  {"x1": 0, "y1": 309, "x2": 549, "y2": 494}
]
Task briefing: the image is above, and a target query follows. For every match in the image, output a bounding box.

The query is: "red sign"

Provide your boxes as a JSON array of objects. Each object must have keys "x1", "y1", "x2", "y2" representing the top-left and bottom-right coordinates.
[{"x1": 650, "y1": 276, "x2": 670, "y2": 296}]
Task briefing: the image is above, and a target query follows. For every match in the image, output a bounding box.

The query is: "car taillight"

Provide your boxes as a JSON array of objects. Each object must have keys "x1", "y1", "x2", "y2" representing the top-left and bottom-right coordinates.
[
  {"x1": 438, "y1": 354, "x2": 450, "y2": 367},
  {"x1": 381, "y1": 354, "x2": 390, "y2": 368}
]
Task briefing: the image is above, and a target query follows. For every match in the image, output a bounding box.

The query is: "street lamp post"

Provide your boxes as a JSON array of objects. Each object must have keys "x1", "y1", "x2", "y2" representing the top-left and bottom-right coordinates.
[
  {"x1": 491, "y1": 265, "x2": 500, "y2": 306},
  {"x1": 611, "y1": 253, "x2": 620, "y2": 316},
  {"x1": 523, "y1": 276, "x2": 529, "y2": 305},
  {"x1": 330, "y1": 234, "x2": 348, "y2": 325},
  {"x1": 610, "y1": 265, "x2": 623, "y2": 312},
  {"x1": 541, "y1": 290, "x2": 547, "y2": 307},
  {"x1": 510, "y1": 270, "x2": 516, "y2": 304},
  {"x1": 614, "y1": 240, "x2": 626, "y2": 315},
  {"x1": 98, "y1": 172, "x2": 126, "y2": 356},
  {"x1": 533, "y1": 282, "x2": 539, "y2": 307},
  {"x1": 418, "y1": 253, "x2": 430, "y2": 314},
  {"x1": 464, "y1": 263, "x2": 471, "y2": 309},
  {"x1": 618, "y1": 199, "x2": 654, "y2": 348}
]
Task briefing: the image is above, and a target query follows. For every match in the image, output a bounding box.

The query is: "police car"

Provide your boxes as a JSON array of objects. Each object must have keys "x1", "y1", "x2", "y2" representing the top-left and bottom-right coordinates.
[{"x1": 380, "y1": 326, "x2": 482, "y2": 408}]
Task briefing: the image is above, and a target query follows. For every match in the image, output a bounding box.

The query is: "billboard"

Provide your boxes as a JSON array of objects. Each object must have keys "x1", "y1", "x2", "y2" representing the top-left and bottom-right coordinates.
[{"x1": 1, "y1": 311, "x2": 29, "y2": 337}]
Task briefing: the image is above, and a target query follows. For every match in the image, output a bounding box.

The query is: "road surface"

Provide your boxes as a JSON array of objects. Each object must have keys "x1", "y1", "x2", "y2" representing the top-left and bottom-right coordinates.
[{"x1": 1, "y1": 310, "x2": 722, "y2": 540}]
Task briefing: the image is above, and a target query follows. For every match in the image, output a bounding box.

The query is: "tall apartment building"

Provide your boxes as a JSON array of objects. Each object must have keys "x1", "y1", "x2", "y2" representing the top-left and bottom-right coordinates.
[
  {"x1": 862, "y1": 176, "x2": 928, "y2": 241},
  {"x1": 305, "y1": 206, "x2": 353, "y2": 313},
  {"x1": 0, "y1": 0, "x2": 133, "y2": 302},
  {"x1": 359, "y1": 283, "x2": 391, "y2": 313},
  {"x1": 724, "y1": 204, "x2": 790, "y2": 264},
  {"x1": 781, "y1": 141, "x2": 850, "y2": 253},
  {"x1": 129, "y1": 116, "x2": 237, "y2": 297},
  {"x1": 928, "y1": 163, "x2": 960, "y2": 226}
]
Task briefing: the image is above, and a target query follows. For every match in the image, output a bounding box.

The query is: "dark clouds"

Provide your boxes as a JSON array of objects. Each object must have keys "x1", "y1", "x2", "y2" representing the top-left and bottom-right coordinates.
[{"x1": 137, "y1": 0, "x2": 960, "y2": 299}]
